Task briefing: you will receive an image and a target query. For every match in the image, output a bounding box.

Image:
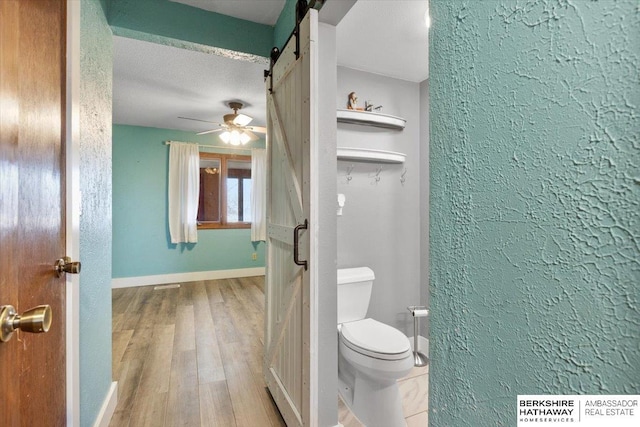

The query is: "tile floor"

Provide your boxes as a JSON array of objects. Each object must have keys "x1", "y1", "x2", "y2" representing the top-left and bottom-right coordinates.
[{"x1": 338, "y1": 363, "x2": 429, "y2": 426}]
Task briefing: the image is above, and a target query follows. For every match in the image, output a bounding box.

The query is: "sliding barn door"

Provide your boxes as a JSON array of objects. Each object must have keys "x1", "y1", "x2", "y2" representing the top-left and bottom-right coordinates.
[{"x1": 264, "y1": 9, "x2": 318, "y2": 427}]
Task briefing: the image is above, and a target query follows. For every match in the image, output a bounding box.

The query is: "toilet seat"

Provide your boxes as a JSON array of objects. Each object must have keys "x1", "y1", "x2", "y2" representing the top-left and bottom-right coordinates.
[{"x1": 340, "y1": 318, "x2": 410, "y2": 361}]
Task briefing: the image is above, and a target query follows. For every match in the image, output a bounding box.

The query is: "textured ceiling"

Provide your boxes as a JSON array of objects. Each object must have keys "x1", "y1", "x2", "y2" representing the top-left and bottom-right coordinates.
[
  {"x1": 112, "y1": 1, "x2": 429, "y2": 132},
  {"x1": 170, "y1": 0, "x2": 286, "y2": 25},
  {"x1": 112, "y1": 35, "x2": 268, "y2": 132}
]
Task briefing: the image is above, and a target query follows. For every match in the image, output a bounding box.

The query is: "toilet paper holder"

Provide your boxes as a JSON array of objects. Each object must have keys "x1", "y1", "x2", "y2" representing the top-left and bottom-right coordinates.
[{"x1": 407, "y1": 305, "x2": 429, "y2": 367}]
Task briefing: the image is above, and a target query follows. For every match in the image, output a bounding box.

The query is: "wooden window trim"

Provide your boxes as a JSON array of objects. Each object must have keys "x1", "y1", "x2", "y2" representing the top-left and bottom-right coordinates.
[{"x1": 197, "y1": 152, "x2": 251, "y2": 230}]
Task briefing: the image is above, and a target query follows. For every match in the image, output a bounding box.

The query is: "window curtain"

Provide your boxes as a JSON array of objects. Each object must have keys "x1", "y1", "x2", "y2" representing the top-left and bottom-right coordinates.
[
  {"x1": 251, "y1": 149, "x2": 267, "y2": 242},
  {"x1": 168, "y1": 143, "x2": 200, "y2": 243}
]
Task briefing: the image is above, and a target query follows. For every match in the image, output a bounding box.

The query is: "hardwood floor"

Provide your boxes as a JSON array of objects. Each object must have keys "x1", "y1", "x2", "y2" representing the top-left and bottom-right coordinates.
[
  {"x1": 111, "y1": 277, "x2": 429, "y2": 426},
  {"x1": 110, "y1": 277, "x2": 286, "y2": 427}
]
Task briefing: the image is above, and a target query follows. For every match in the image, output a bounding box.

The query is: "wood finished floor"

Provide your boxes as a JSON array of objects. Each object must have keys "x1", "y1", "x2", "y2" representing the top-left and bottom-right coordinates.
[{"x1": 110, "y1": 277, "x2": 286, "y2": 427}]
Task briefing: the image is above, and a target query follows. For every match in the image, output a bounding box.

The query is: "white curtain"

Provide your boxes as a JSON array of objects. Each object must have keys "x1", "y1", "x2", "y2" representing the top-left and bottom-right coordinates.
[
  {"x1": 251, "y1": 149, "x2": 267, "y2": 242},
  {"x1": 168, "y1": 143, "x2": 200, "y2": 243}
]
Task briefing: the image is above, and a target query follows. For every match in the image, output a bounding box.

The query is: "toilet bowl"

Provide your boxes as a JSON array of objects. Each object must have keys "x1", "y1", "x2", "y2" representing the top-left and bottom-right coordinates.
[
  {"x1": 338, "y1": 318, "x2": 413, "y2": 427},
  {"x1": 337, "y1": 268, "x2": 413, "y2": 427}
]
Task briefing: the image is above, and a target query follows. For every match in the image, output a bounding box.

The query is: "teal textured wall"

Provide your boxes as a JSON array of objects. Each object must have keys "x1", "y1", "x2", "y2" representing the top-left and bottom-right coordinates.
[
  {"x1": 80, "y1": 0, "x2": 113, "y2": 425},
  {"x1": 107, "y1": 0, "x2": 273, "y2": 57},
  {"x1": 273, "y1": 0, "x2": 297, "y2": 50},
  {"x1": 430, "y1": 1, "x2": 639, "y2": 426},
  {"x1": 112, "y1": 125, "x2": 265, "y2": 278}
]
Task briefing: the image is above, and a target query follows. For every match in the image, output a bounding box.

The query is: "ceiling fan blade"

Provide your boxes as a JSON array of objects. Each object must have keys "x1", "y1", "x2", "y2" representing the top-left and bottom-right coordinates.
[
  {"x1": 244, "y1": 130, "x2": 260, "y2": 141},
  {"x1": 178, "y1": 116, "x2": 223, "y2": 125},
  {"x1": 196, "y1": 128, "x2": 224, "y2": 136},
  {"x1": 233, "y1": 113, "x2": 253, "y2": 126},
  {"x1": 245, "y1": 126, "x2": 267, "y2": 134}
]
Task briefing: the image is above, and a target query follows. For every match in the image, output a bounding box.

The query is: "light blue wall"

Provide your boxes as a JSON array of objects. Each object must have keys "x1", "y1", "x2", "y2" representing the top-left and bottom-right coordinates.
[
  {"x1": 107, "y1": 0, "x2": 273, "y2": 57},
  {"x1": 430, "y1": 1, "x2": 639, "y2": 426},
  {"x1": 274, "y1": 0, "x2": 356, "y2": 50},
  {"x1": 80, "y1": 0, "x2": 113, "y2": 425},
  {"x1": 107, "y1": 0, "x2": 270, "y2": 281},
  {"x1": 112, "y1": 125, "x2": 265, "y2": 278},
  {"x1": 273, "y1": 0, "x2": 297, "y2": 51}
]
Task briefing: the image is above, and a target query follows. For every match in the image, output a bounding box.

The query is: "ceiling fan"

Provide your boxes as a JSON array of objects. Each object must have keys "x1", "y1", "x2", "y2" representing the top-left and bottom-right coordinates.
[{"x1": 179, "y1": 101, "x2": 267, "y2": 145}]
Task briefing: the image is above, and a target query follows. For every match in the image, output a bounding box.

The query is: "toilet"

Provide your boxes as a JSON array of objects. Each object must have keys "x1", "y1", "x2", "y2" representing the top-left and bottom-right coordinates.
[{"x1": 337, "y1": 267, "x2": 413, "y2": 427}]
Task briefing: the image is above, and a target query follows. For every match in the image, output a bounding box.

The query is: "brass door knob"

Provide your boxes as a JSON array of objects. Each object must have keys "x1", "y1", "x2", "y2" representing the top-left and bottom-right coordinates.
[
  {"x1": 0, "y1": 305, "x2": 52, "y2": 342},
  {"x1": 55, "y1": 256, "x2": 81, "y2": 277}
]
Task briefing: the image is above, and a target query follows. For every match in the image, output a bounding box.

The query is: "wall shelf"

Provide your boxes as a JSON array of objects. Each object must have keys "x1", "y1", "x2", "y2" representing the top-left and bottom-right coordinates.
[
  {"x1": 337, "y1": 109, "x2": 406, "y2": 130},
  {"x1": 337, "y1": 147, "x2": 406, "y2": 164}
]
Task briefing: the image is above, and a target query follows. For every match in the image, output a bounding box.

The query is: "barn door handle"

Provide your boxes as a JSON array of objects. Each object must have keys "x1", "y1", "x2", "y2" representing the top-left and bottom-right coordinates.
[
  {"x1": 293, "y1": 219, "x2": 308, "y2": 271},
  {"x1": 0, "y1": 305, "x2": 52, "y2": 342}
]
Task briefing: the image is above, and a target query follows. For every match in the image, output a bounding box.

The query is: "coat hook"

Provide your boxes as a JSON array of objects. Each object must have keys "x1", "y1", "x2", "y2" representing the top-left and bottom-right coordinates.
[
  {"x1": 346, "y1": 164, "x2": 354, "y2": 182},
  {"x1": 401, "y1": 168, "x2": 407, "y2": 184},
  {"x1": 374, "y1": 167, "x2": 382, "y2": 183}
]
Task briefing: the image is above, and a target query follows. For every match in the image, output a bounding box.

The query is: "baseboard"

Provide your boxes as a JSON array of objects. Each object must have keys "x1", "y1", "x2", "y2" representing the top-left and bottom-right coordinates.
[
  {"x1": 111, "y1": 267, "x2": 266, "y2": 289},
  {"x1": 408, "y1": 335, "x2": 429, "y2": 357},
  {"x1": 92, "y1": 381, "x2": 117, "y2": 427}
]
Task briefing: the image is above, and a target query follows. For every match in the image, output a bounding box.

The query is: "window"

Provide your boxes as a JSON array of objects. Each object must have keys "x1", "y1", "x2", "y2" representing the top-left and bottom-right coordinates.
[
  {"x1": 226, "y1": 160, "x2": 252, "y2": 222},
  {"x1": 197, "y1": 152, "x2": 251, "y2": 229}
]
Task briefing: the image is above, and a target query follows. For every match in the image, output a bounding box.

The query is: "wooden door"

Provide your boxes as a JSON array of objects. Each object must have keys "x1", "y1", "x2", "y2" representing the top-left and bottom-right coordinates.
[
  {"x1": 264, "y1": 9, "x2": 318, "y2": 427},
  {"x1": 0, "y1": 0, "x2": 67, "y2": 425}
]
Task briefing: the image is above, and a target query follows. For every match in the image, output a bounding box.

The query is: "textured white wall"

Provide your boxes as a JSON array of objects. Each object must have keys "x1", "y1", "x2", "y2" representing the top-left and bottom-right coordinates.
[
  {"x1": 336, "y1": 66, "x2": 422, "y2": 337},
  {"x1": 419, "y1": 79, "x2": 430, "y2": 338},
  {"x1": 316, "y1": 22, "x2": 339, "y2": 427}
]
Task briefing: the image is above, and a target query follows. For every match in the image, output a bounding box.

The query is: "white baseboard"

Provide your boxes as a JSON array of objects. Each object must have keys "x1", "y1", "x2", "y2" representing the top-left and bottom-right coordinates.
[
  {"x1": 111, "y1": 267, "x2": 266, "y2": 289},
  {"x1": 92, "y1": 381, "x2": 117, "y2": 427},
  {"x1": 408, "y1": 335, "x2": 429, "y2": 357}
]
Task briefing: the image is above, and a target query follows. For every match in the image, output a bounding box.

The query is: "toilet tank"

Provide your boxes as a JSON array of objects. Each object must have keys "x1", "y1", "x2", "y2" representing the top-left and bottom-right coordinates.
[{"x1": 337, "y1": 267, "x2": 375, "y2": 324}]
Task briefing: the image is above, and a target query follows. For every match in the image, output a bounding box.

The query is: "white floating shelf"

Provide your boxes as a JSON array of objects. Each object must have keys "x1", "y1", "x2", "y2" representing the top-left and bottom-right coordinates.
[
  {"x1": 337, "y1": 147, "x2": 406, "y2": 164},
  {"x1": 337, "y1": 109, "x2": 406, "y2": 130}
]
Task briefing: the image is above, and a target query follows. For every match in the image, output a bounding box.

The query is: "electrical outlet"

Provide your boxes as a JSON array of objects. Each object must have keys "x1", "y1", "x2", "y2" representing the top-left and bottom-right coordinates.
[{"x1": 252, "y1": 253, "x2": 257, "y2": 261}]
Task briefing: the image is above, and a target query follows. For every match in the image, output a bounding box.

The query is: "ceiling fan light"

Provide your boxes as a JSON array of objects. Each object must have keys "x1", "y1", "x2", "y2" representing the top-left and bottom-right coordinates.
[
  {"x1": 233, "y1": 113, "x2": 252, "y2": 127},
  {"x1": 219, "y1": 131, "x2": 231, "y2": 143},
  {"x1": 240, "y1": 132, "x2": 251, "y2": 145},
  {"x1": 228, "y1": 130, "x2": 242, "y2": 146}
]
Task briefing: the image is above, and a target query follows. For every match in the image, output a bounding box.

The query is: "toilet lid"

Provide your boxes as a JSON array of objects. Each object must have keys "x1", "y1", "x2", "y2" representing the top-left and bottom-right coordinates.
[{"x1": 340, "y1": 318, "x2": 410, "y2": 360}]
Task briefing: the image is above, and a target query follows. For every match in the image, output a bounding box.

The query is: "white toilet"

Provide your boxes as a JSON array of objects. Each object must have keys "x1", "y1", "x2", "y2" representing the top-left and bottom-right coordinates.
[{"x1": 337, "y1": 267, "x2": 414, "y2": 427}]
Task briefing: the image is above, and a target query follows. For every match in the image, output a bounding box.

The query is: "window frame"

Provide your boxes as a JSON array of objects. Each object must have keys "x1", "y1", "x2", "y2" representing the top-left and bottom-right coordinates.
[{"x1": 197, "y1": 152, "x2": 252, "y2": 230}]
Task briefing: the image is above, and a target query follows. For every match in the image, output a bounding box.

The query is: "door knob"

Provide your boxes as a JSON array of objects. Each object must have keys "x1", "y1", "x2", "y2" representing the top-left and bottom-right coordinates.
[
  {"x1": 0, "y1": 305, "x2": 52, "y2": 342},
  {"x1": 55, "y1": 256, "x2": 81, "y2": 277}
]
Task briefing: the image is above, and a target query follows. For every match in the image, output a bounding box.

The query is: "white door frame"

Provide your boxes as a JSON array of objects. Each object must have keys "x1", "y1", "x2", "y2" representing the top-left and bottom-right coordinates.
[{"x1": 65, "y1": 1, "x2": 81, "y2": 425}]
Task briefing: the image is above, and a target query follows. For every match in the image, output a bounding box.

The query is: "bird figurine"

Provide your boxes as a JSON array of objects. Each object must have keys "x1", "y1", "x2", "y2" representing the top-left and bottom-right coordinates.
[{"x1": 347, "y1": 92, "x2": 358, "y2": 110}]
